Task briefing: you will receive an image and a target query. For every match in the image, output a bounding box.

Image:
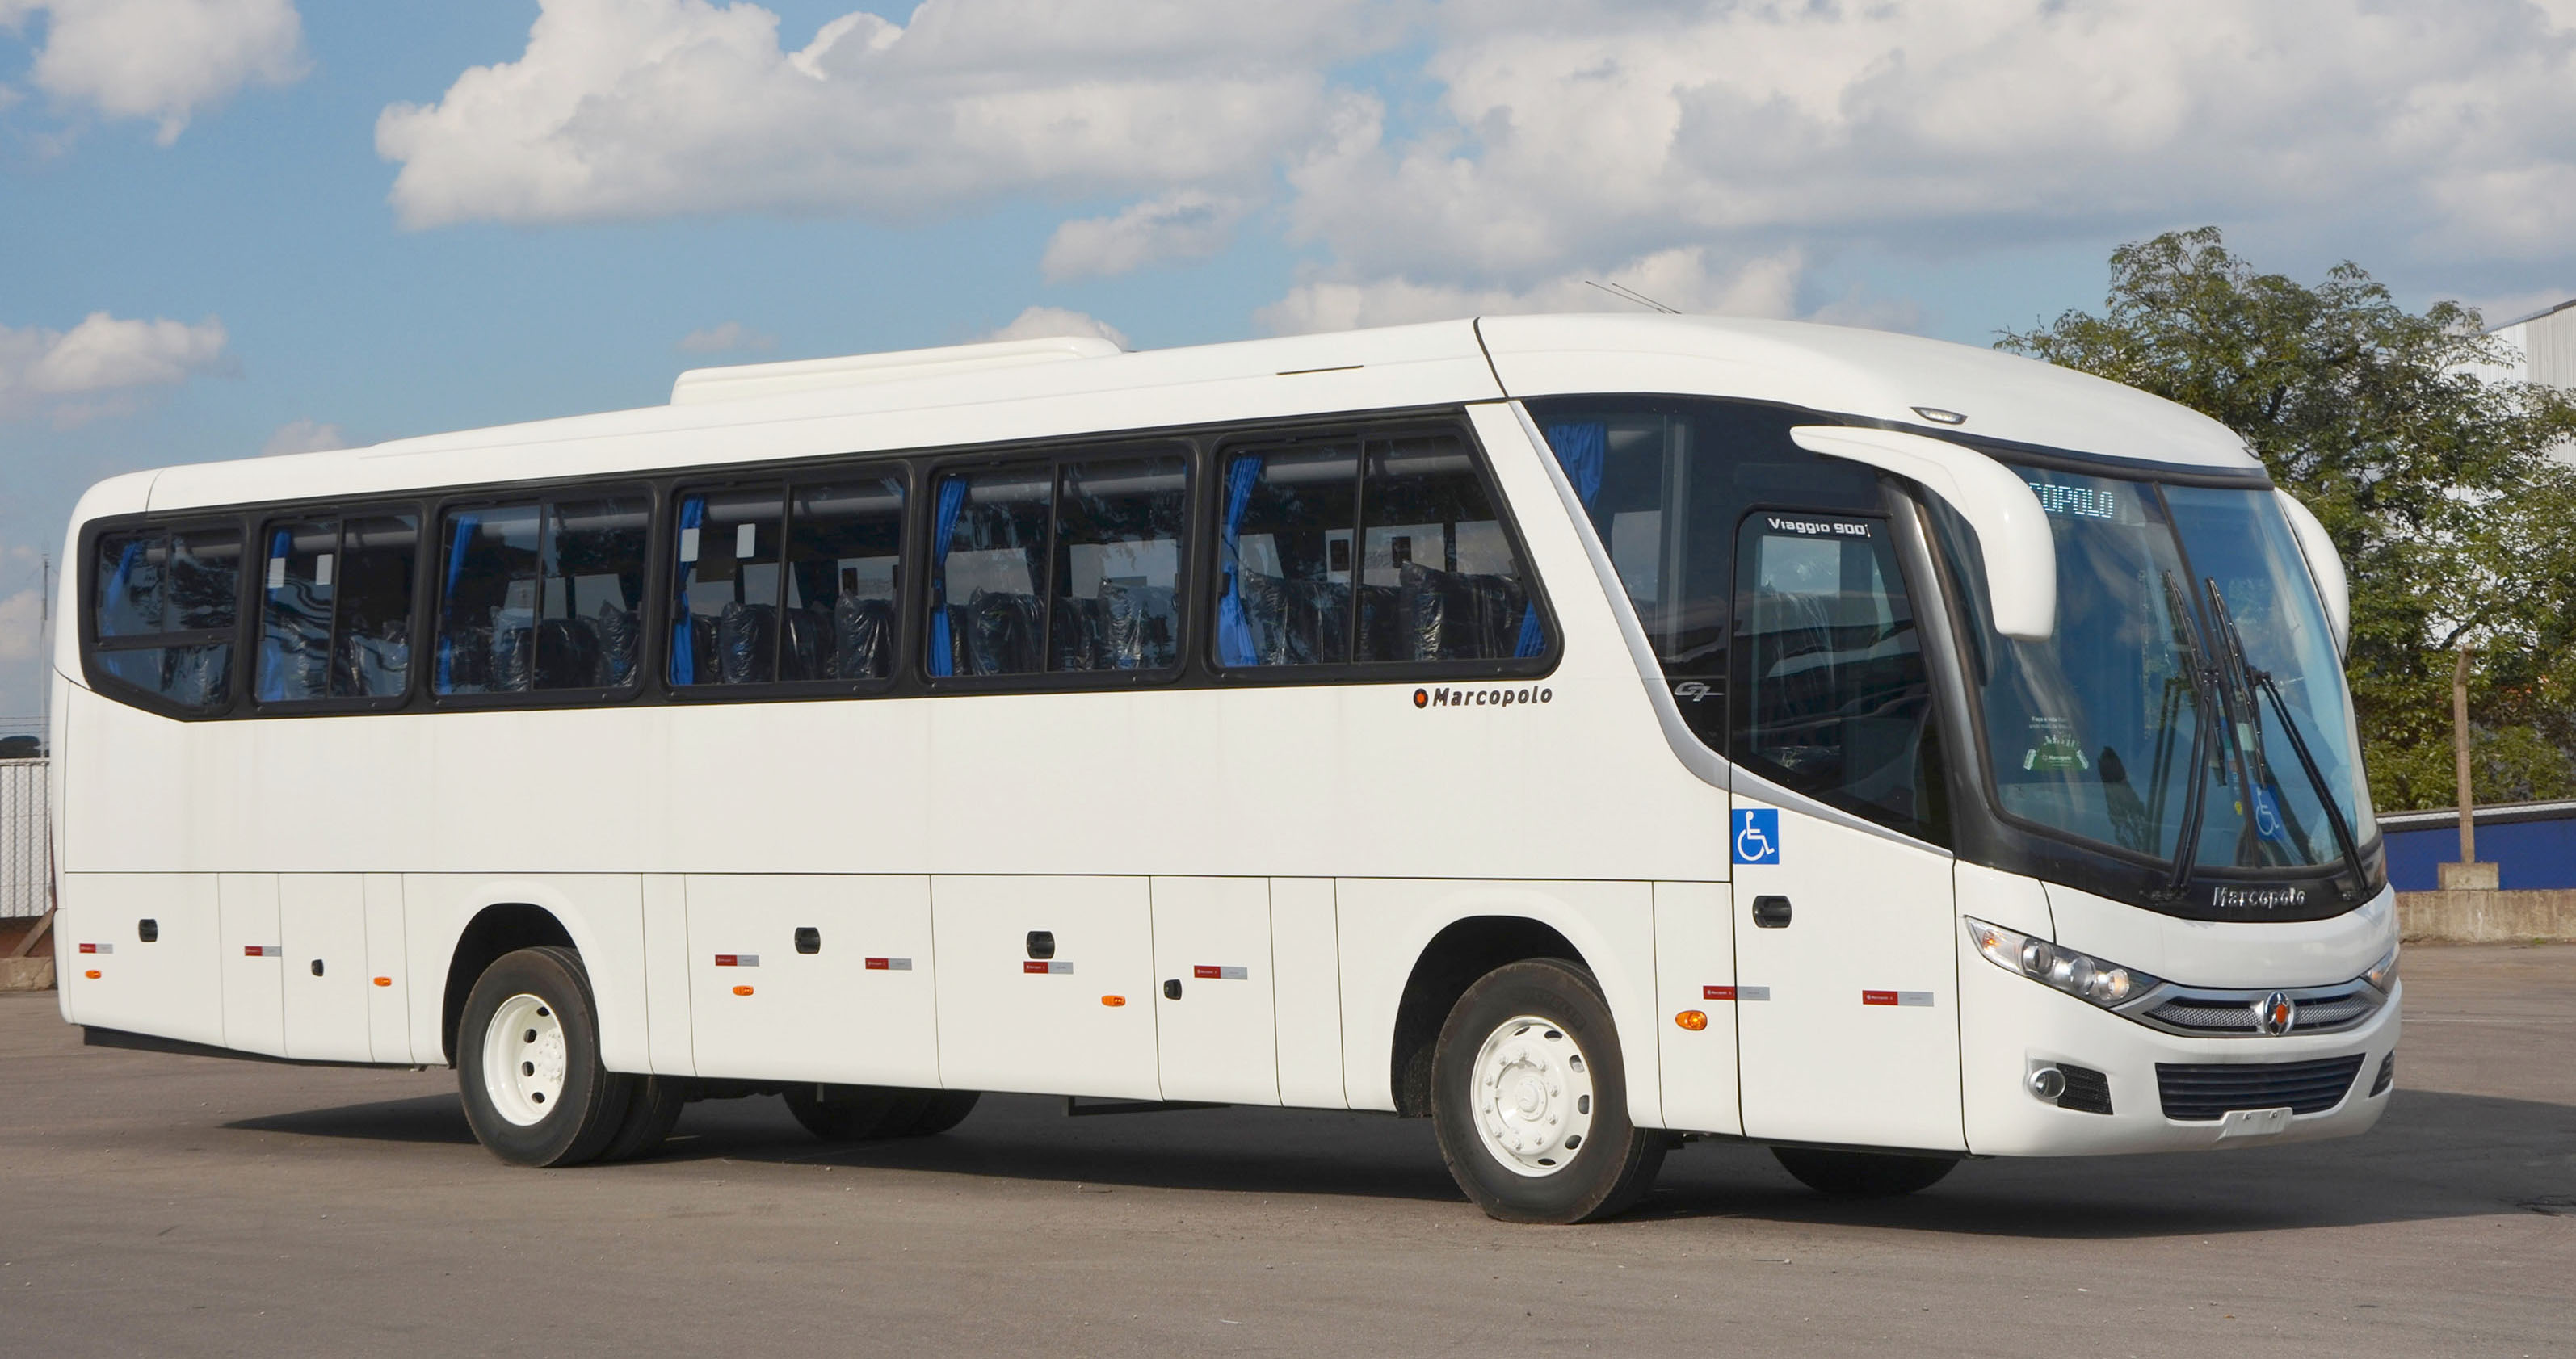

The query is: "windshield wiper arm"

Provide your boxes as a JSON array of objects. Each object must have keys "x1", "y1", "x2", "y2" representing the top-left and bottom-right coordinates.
[
  {"x1": 2201, "y1": 579, "x2": 2368, "y2": 900},
  {"x1": 2154, "y1": 572, "x2": 2217, "y2": 900}
]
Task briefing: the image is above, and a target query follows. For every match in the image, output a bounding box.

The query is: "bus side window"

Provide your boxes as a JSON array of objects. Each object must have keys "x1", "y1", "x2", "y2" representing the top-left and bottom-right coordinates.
[
  {"x1": 1359, "y1": 435, "x2": 1544, "y2": 663},
  {"x1": 1732, "y1": 516, "x2": 1946, "y2": 841},
  {"x1": 89, "y1": 525, "x2": 242, "y2": 712},
  {"x1": 1053, "y1": 455, "x2": 1186, "y2": 672},
  {"x1": 783, "y1": 476, "x2": 906, "y2": 682},
  {"x1": 927, "y1": 463, "x2": 1050, "y2": 677},
  {"x1": 435, "y1": 505, "x2": 541, "y2": 694},
  {"x1": 1213, "y1": 446, "x2": 1359, "y2": 668},
  {"x1": 257, "y1": 512, "x2": 418, "y2": 703},
  {"x1": 545, "y1": 494, "x2": 649, "y2": 690},
  {"x1": 671, "y1": 486, "x2": 784, "y2": 687}
]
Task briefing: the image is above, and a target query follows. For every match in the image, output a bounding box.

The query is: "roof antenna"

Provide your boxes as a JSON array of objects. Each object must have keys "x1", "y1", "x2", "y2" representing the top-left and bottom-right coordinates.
[{"x1": 1584, "y1": 280, "x2": 1680, "y2": 314}]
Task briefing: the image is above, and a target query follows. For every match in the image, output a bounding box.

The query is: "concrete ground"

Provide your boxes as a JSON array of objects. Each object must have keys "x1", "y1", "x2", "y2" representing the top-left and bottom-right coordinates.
[{"x1": 2, "y1": 946, "x2": 2570, "y2": 1358}]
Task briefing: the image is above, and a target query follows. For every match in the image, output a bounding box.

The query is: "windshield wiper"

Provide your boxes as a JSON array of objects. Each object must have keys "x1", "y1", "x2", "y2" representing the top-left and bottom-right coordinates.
[
  {"x1": 2201, "y1": 579, "x2": 2368, "y2": 901},
  {"x1": 2152, "y1": 573, "x2": 2218, "y2": 900}
]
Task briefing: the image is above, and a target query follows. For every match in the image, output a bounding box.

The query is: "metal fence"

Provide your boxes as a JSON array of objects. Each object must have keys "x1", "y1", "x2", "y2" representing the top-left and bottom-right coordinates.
[{"x1": 1, "y1": 760, "x2": 49, "y2": 918}]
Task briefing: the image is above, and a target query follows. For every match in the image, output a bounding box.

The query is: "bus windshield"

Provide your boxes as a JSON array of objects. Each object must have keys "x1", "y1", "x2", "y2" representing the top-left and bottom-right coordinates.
[{"x1": 1946, "y1": 468, "x2": 2375, "y2": 875}]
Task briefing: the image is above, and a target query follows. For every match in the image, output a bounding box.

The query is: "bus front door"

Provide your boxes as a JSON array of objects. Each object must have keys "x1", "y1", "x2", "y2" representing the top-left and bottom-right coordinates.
[{"x1": 1726, "y1": 510, "x2": 1965, "y2": 1153}]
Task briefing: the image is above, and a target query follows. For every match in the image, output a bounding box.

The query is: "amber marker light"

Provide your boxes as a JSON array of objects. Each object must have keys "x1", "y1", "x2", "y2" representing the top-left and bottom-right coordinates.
[
  {"x1": 1675, "y1": 1009, "x2": 1708, "y2": 1030},
  {"x1": 1101, "y1": 995, "x2": 1127, "y2": 1007},
  {"x1": 733, "y1": 985, "x2": 754, "y2": 996},
  {"x1": 372, "y1": 976, "x2": 392, "y2": 987},
  {"x1": 84, "y1": 970, "x2": 102, "y2": 980}
]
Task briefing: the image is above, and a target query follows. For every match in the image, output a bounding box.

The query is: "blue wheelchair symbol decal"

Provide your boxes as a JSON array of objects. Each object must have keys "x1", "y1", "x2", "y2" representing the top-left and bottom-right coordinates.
[
  {"x1": 2250, "y1": 786, "x2": 2285, "y2": 842},
  {"x1": 1733, "y1": 808, "x2": 1780, "y2": 865}
]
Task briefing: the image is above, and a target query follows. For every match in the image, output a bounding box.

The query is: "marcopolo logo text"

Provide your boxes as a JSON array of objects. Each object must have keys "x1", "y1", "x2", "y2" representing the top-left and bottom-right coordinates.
[{"x1": 1414, "y1": 685, "x2": 1554, "y2": 710}]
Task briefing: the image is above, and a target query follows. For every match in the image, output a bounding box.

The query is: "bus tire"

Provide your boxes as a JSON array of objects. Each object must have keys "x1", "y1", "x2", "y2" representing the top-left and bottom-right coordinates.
[
  {"x1": 599, "y1": 1076, "x2": 690, "y2": 1163},
  {"x1": 1431, "y1": 958, "x2": 1666, "y2": 1223},
  {"x1": 457, "y1": 946, "x2": 634, "y2": 1168},
  {"x1": 897, "y1": 1090, "x2": 981, "y2": 1137},
  {"x1": 1771, "y1": 1147, "x2": 1956, "y2": 1197},
  {"x1": 782, "y1": 1084, "x2": 906, "y2": 1141}
]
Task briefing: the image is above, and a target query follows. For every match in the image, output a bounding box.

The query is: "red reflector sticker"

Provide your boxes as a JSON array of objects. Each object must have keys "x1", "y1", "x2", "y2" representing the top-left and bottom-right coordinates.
[
  {"x1": 714, "y1": 954, "x2": 738, "y2": 967},
  {"x1": 1862, "y1": 990, "x2": 1900, "y2": 1006},
  {"x1": 244, "y1": 945, "x2": 280, "y2": 958},
  {"x1": 1023, "y1": 960, "x2": 1049, "y2": 974},
  {"x1": 78, "y1": 942, "x2": 97, "y2": 954},
  {"x1": 866, "y1": 958, "x2": 889, "y2": 970},
  {"x1": 1703, "y1": 984, "x2": 1736, "y2": 1001},
  {"x1": 1193, "y1": 965, "x2": 1221, "y2": 979}
]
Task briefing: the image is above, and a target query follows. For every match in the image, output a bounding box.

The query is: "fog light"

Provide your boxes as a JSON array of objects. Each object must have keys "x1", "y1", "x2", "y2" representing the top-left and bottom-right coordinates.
[{"x1": 2028, "y1": 1067, "x2": 2066, "y2": 1101}]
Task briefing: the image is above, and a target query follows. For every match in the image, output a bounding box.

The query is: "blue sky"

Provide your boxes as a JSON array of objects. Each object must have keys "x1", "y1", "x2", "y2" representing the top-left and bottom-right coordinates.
[{"x1": 6, "y1": 0, "x2": 2575, "y2": 721}]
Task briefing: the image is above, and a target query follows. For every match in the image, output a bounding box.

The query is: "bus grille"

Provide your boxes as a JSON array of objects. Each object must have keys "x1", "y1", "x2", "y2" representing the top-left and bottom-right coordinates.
[
  {"x1": 2056, "y1": 1063, "x2": 2113, "y2": 1115},
  {"x1": 2155, "y1": 1055, "x2": 2365, "y2": 1121},
  {"x1": 2135, "y1": 985, "x2": 2381, "y2": 1036}
]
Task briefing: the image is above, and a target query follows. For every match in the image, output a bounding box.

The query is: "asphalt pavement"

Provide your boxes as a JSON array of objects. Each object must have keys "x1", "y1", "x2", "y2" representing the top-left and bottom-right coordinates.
[{"x1": 2, "y1": 945, "x2": 2570, "y2": 1357}]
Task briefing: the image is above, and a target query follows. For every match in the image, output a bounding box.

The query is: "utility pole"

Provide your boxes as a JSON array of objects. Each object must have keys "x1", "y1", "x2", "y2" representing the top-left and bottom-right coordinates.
[{"x1": 2452, "y1": 644, "x2": 2474, "y2": 867}]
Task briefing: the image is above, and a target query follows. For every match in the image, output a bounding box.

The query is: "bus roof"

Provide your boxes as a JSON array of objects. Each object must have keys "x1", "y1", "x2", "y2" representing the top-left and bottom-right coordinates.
[{"x1": 125, "y1": 313, "x2": 2259, "y2": 517}]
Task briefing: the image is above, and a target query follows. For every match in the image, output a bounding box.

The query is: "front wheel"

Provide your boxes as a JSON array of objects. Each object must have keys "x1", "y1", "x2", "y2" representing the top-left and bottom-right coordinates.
[
  {"x1": 456, "y1": 946, "x2": 633, "y2": 1167},
  {"x1": 1431, "y1": 958, "x2": 1666, "y2": 1223},
  {"x1": 1771, "y1": 1147, "x2": 1957, "y2": 1197}
]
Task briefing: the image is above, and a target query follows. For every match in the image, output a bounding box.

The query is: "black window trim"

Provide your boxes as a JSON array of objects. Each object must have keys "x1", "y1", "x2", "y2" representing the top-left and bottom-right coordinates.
[
  {"x1": 72, "y1": 402, "x2": 1565, "y2": 722},
  {"x1": 243, "y1": 505, "x2": 431, "y2": 716},
  {"x1": 663, "y1": 467, "x2": 914, "y2": 701},
  {"x1": 78, "y1": 514, "x2": 257, "y2": 721}
]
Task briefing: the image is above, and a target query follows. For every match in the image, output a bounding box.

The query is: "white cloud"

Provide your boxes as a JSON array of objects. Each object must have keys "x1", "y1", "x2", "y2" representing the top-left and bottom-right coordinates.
[
  {"x1": 0, "y1": 312, "x2": 231, "y2": 420},
  {"x1": 375, "y1": 0, "x2": 1394, "y2": 229},
  {"x1": 1041, "y1": 188, "x2": 1251, "y2": 283},
  {"x1": 1260, "y1": 245, "x2": 1806, "y2": 334},
  {"x1": 0, "y1": 585, "x2": 40, "y2": 665},
  {"x1": 978, "y1": 305, "x2": 1127, "y2": 350},
  {"x1": 259, "y1": 417, "x2": 347, "y2": 456},
  {"x1": 676, "y1": 321, "x2": 778, "y2": 354},
  {"x1": 9, "y1": 0, "x2": 305, "y2": 145}
]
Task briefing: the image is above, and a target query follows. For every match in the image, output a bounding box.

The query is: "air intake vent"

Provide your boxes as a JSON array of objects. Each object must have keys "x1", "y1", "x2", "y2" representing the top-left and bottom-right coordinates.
[
  {"x1": 2156, "y1": 1055, "x2": 2365, "y2": 1122},
  {"x1": 2055, "y1": 1063, "x2": 2113, "y2": 1115},
  {"x1": 2370, "y1": 1051, "x2": 2394, "y2": 1097}
]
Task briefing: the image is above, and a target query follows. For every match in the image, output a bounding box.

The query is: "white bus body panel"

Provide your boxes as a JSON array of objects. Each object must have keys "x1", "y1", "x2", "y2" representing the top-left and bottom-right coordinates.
[
  {"x1": 400, "y1": 875, "x2": 651, "y2": 1071},
  {"x1": 1267, "y1": 878, "x2": 1347, "y2": 1108},
  {"x1": 216, "y1": 874, "x2": 285, "y2": 1057},
  {"x1": 55, "y1": 873, "x2": 224, "y2": 1048},
  {"x1": 363, "y1": 873, "x2": 412, "y2": 1064},
  {"x1": 1151, "y1": 876, "x2": 1281, "y2": 1106},
  {"x1": 2045, "y1": 882, "x2": 2397, "y2": 990},
  {"x1": 1732, "y1": 798, "x2": 1964, "y2": 1151},
  {"x1": 931, "y1": 875, "x2": 1161, "y2": 1100},
  {"x1": 1651, "y1": 880, "x2": 1740, "y2": 1136},
  {"x1": 279, "y1": 873, "x2": 372, "y2": 1063},
  {"x1": 683, "y1": 874, "x2": 939, "y2": 1088}
]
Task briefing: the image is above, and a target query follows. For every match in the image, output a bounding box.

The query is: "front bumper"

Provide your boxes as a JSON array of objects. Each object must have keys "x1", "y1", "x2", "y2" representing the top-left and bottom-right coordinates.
[{"x1": 1958, "y1": 930, "x2": 2399, "y2": 1157}]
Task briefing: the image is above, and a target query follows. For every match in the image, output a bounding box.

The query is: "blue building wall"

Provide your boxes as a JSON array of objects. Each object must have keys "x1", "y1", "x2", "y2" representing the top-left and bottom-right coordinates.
[{"x1": 2382, "y1": 805, "x2": 2576, "y2": 891}]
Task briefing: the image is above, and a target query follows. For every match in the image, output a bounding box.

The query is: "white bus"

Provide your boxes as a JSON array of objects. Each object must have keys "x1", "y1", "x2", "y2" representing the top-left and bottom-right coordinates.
[{"x1": 48, "y1": 315, "x2": 2398, "y2": 1223}]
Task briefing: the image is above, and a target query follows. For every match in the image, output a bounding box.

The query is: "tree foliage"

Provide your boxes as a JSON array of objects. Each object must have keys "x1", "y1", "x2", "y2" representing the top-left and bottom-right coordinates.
[{"x1": 1998, "y1": 227, "x2": 2576, "y2": 812}]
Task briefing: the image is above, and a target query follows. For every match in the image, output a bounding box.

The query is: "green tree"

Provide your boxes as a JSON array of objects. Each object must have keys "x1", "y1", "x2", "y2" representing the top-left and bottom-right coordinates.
[{"x1": 1998, "y1": 227, "x2": 2576, "y2": 813}]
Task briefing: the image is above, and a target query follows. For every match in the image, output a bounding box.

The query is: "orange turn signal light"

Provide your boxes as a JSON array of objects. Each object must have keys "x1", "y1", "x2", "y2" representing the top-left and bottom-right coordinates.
[
  {"x1": 1675, "y1": 1009, "x2": 1708, "y2": 1031},
  {"x1": 84, "y1": 969, "x2": 102, "y2": 980},
  {"x1": 1100, "y1": 995, "x2": 1126, "y2": 1007},
  {"x1": 733, "y1": 984, "x2": 754, "y2": 996},
  {"x1": 372, "y1": 976, "x2": 392, "y2": 988}
]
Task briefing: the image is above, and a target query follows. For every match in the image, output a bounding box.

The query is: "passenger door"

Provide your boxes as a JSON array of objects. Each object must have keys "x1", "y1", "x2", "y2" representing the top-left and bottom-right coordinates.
[
  {"x1": 931, "y1": 875, "x2": 1160, "y2": 1100},
  {"x1": 1151, "y1": 877, "x2": 1280, "y2": 1105},
  {"x1": 1728, "y1": 510, "x2": 1964, "y2": 1151}
]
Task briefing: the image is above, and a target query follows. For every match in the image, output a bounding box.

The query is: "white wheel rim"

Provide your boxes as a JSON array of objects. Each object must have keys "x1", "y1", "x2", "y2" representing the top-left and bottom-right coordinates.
[
  {"x1": 1469, "y1": 1013, "x2": 1596, "y2": 1178},
  {"x1": 482, "y1": 992, "x2": 569, "y2": 1127}
]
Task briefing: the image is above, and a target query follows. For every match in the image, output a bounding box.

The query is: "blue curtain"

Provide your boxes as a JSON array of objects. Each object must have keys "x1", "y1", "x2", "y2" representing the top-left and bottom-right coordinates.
[
  {"x1": 255, "y1": 527, "x2": 293, "y2": 701},
  {"x1": 435, "y1": 514, "x2": 479, "y2": 694},
  {"x1": 1544, "y1": 422, "x2": 1608, "y2": 511},
  {"x1": 925, "y1": 476, "x2": 971, "y2": 677},
  {"x1": 669, "y1": 497, "x2": 705, "y2": 685},
  {"x1": 1214, "y1": 455, "x2": 1263, "y2": 666},
  {"x1": 1511, "y1": 421, "x2": 1611, "y2": 660}
]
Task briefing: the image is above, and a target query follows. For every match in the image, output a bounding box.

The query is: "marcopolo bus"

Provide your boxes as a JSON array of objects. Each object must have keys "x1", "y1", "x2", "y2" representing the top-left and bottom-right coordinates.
[{"x1": 48, "y1": 314, "x2": 2397, "y2": 1223}]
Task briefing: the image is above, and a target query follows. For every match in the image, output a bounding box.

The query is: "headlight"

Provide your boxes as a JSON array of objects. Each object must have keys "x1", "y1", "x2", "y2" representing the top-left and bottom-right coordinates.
[
  {"x1": 2364, "y1": 944, "x2": 2398, "y2": 995},
  {"x1": 1964, "y1": 916, "x2": 2160, "y2": 1008}
]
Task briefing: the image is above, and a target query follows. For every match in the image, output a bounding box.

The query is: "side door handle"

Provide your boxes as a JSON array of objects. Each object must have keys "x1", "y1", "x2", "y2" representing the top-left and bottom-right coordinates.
[{"x1": 1751, "y1": 896, "x2": 1792, "y2": 929}]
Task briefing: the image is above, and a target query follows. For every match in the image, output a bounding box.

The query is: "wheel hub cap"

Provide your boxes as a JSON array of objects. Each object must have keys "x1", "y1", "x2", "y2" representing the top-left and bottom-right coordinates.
[
  {"x1": 1470, "y1": 1015, "x2": 1596, "y2": 1177},
  {"x1": 482, "y1": 992, "x2": 569, "y2": 1127}
]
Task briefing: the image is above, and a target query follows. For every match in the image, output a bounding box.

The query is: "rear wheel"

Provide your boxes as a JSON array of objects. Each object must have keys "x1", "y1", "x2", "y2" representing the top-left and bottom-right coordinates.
[
  {"x1": 599, "y1": 1076, "x2": 689, "y2": 1162},
  {"x1": 1431, "y1": 958, "x2": 1666, "y2": 1223},
  {"x1": 783, "y1": 1085, "x2": 981, "y2": 1141},
  {"x1": 1771, "y1": 1147, "x2": 1956, "y2": 1197},
  {"x1": 896, "y1": 1090, "x2": 981, "y2": 1137},
  {"x1": 456, "y1": 946, "x2": 632, "y2": 1167}
]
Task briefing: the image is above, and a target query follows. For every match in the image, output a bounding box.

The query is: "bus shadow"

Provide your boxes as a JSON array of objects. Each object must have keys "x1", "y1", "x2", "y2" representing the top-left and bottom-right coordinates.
[{"x1": 228, "y1": 1086, "x2": 2576, "y2": 1239}]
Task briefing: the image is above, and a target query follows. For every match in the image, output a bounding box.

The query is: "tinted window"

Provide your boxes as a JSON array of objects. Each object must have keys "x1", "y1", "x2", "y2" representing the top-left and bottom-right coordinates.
[
  {"x1": 672, "y1": 487, "x2": 784, "y2": 686},
  {"x1": 1215, "y1": 433, "x2": 1542, "y2": 669},
  {"x1": 1733, "y1": 514, "x2": 1944, "y2": 838},
  {"x1": 1053, "y1": 456, "x2": 1185, "y2": 671},
  {"x1": 90, "y1": 525, "x2": 241, "y2": 711},
  {"x1": 929, "y1": 463, "x2": 1052, "y2": 677},
  {"x1": 257, "y1": 513, "x2": 418, "y2": 703},
  {"x1": 783, "y1": 476, "x2": 906, "y2": 682},
  {"x1": 435, "y1": 493, "x2": 647, "y2": 695}
]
